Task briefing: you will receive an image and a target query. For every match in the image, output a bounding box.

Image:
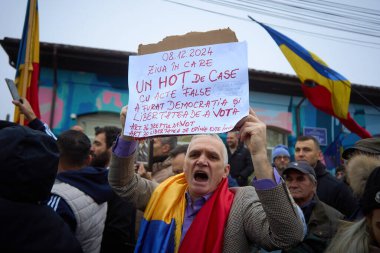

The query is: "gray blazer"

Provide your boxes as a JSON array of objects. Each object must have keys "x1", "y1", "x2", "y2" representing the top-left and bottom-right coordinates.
[{"x1": 109, "y1": 152, "x2": 304, "y2": 253}]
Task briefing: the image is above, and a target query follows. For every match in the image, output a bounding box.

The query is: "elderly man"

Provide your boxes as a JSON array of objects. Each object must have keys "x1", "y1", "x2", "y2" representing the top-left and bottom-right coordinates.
[
  {"x1": 109, "y1": 107, "x2": 304, "y2": 252},
  {"x1": 283, "y1": 161, "x2": 344, "y2": 252},
  {"x1": 295, "y1": 135, "x2": 358, "y2": 218}
]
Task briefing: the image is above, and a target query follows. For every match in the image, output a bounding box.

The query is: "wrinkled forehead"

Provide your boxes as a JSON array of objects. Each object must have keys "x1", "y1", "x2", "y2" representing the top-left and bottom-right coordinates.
[
  {"x1": 189, "y1": 135, "x2": 223, "y2": 151},
  {"x1": 188, "y1": 135, "x2": 228, "y2": 164}
]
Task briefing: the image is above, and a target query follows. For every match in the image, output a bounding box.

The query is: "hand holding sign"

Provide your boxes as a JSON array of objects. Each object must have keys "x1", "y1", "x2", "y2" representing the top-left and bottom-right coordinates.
[{"x1": 125, "y1": 42, "x2": 249, "y2": 138}]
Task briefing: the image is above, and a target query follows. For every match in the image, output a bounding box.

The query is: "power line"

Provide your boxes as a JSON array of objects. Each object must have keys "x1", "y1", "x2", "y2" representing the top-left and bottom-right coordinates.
[
  {"x1": 164, "y1": 0, "x2": 380, "y2": 48},
  {"x1": 200, "y1": 0, "x2": 380, "y2": 37},
  {"x1": 164, "y1": 0, "x2": 380, "y2": 112}
]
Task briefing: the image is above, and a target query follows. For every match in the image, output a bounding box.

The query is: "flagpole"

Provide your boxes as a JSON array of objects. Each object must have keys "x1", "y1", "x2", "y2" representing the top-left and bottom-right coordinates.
[{"x1": 20, "y1": 0, "x2": 36, "y2": 125}]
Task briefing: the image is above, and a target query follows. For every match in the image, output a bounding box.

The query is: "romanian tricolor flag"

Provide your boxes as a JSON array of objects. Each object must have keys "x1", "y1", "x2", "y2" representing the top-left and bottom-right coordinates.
[
  {"x1": 135, "y1": 173, "x2": 234, "y2": 253},
  {"x1": 250, "y1": 17, "x2": 371, "y2": 139},
  {"x1": 14, "y1": 0, "x2": 40, "y2": 124},
  {"x1": 135, "y1": 173, "x2": 187, "y2": 253}
]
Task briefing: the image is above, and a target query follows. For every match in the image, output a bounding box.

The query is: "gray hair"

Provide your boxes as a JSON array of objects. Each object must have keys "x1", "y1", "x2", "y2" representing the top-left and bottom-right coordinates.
[
  {"x1": 188, "y1": 134, "x2": 228, "y2": 166},
  {"x1": 307, "y1": 174, "x2": 317, "y2": 185}
]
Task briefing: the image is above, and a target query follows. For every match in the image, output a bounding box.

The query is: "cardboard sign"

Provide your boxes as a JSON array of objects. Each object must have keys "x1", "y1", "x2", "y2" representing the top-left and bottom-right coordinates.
[
  {"x1": 138, "y1": 28, "x2": 239, "y2": 55},
  {"x1": 125, "y1": 41, "x2": 249, "y2": 138},
  {"x1": 124, "y1": 28, "x2": 249, "y2": 138}
]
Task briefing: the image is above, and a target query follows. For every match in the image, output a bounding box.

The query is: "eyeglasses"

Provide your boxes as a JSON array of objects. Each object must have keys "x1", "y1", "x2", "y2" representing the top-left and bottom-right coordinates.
[{"x1": 275, "y1": 156, "x2": 290, "y2": 161}]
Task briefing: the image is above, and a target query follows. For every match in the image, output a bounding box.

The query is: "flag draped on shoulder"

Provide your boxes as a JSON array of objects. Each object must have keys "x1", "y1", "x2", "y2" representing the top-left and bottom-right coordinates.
[
  {"x1": 135, "y1": 173, "x2": 187, "y2": 253},
  {"x1": 135, "y1": 173, "x2": 234, "y2": 253},
  {"x1": 250, "y1": 17, "x2": 371, "y2": 139},
  {"x1": 14, "y1": 0, "x2": 40, "y2": 124}
]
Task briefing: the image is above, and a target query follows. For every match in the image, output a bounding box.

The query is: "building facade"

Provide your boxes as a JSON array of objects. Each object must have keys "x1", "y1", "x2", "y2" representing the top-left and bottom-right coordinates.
[{"x1": 2, "y1": 37, "x2": 379, "y2": 167}]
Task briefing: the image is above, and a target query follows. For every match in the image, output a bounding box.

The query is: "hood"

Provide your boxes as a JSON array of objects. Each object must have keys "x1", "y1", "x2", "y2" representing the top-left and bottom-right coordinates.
[
  {"x1": 346, "y1": 154, "x2": 380, "y2": 198},
  {"x1": 0, "y1": 122, "x2": 59, "y2": 203},
  {"x1": 57, "y1": 166, "x2": 113, "y2": 204}
]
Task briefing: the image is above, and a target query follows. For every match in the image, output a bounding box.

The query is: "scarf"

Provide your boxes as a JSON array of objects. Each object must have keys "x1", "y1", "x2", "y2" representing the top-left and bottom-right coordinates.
[{"x1": 135, "y1": 174, "x2": 234, "y2": 253}]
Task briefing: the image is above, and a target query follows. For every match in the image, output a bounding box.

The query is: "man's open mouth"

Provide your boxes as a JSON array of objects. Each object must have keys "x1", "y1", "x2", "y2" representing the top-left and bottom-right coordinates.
[{"x1": 194, "y1": 171, "x2": 209, "y2": 182}]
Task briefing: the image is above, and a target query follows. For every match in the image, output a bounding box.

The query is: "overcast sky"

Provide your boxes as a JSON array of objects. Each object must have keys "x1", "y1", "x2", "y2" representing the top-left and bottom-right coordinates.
[{"x1": 1, "y1": 0, "x2": 380, "y2": 120}]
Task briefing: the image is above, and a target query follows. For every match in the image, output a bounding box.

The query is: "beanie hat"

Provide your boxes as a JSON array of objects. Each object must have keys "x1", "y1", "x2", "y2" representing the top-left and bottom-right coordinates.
[
  {"x1": 0, "y1": 121, "x2": 59, "y2": 203},
  {"x1": 272, "y1": 144, "x2": 290, "y2": 162},
  {"x1": 361, "y1": 166, "x2": 380, "y2": 216}
]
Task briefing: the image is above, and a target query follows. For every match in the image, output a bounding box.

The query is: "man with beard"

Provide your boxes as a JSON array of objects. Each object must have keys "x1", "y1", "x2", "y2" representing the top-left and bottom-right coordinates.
[
  {"x1": 91, "y1": 126, "x2": 121, "y2": 168},
  {"x1": 90, "y1": 126, "x2": 137, "y2": 253}
]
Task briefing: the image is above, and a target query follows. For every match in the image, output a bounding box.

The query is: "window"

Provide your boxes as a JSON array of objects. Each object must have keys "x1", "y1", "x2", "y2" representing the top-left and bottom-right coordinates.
[
  {"x1": 76, "y1": 112, "x2": 120, "y2": 141},
  {"x1": 267, "y1": 127, "x2": 289, "y2": 162}
]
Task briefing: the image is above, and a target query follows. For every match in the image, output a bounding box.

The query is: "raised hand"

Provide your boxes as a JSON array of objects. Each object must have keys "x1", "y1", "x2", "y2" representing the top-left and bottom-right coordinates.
[
  {"x1": 237, "y1": 107, "x2": 273, "y2": 180},
  {"x1": 12, "y1": 98, "x2": 37, "y2": 122},
  {"x1": 120, "y1": 105, "x2": 134, "y2": 141}
]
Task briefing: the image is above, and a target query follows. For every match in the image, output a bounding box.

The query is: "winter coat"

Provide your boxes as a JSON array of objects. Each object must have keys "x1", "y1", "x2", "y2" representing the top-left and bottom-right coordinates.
[
  {"x1": 109, "y1": 151, "x2": 304, "y2": 252},
  {"x1": 0, "y1": 197, "x2": 83, "y2": 253},
  {"x1": 285, "y1": 196, "x2": 344, "y2": 252},
  {"x1": 49, "y1": 167, "x2": 114, "y2": 253},
  {"x1": 314, "y1": 161, "x2": 358, "y2": 218},
  {"x1": 227, "y1": 143, "x2": 254, "y2": 186}
]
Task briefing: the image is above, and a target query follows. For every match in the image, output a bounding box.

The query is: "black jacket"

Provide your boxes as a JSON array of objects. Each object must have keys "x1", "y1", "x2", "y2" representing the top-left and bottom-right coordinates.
[
  {"x1": 0, "y1": 124, "x2": 82, "y2": 252},
  {"x1": 100, "y1": 192, "x2": 136, "y2": 253},
  {"x1": 0, "y1": 197, "x2": 82, "y2": 253},
  {"x1": 227, "y1": 143, "x2": 254, "y2": 186},
  {"x1": 314, "y1": 161, "x2": 359, "y2": 218}
]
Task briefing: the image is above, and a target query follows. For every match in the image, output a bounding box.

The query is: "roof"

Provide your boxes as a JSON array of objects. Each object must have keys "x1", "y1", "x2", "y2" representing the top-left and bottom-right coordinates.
[{"x1": 2, "y1": 37, "x2": 380, "y2": 106}]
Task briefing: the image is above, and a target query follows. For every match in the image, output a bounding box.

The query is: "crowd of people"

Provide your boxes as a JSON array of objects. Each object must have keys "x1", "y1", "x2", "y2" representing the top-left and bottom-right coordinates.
[{"x1": 0, "y1": 98, "x2": 379, "y2": 253}]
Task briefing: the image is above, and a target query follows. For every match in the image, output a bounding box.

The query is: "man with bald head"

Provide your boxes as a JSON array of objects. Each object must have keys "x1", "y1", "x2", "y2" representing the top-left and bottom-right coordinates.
[{"x1": 108, "y1": 107, "x2": 304, "y2": 252}]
